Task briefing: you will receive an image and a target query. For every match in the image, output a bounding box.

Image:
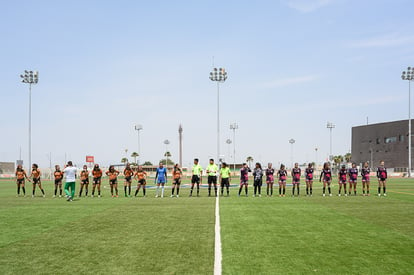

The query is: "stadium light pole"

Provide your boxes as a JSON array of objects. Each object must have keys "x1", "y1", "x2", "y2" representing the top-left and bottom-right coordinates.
[
  {"x1": 289, "y1": 139, "x2": 295, "y2": 168},
  {"x1": 230, "y1": 122, "x2": 238, "y2": 172},
  {"x1": 20, "y1": 70, "x2": 39, "y2": 169},
  {"x1": 134, "y1": 124, "x2": 143, "y2": 165},
  {"x1": 210, "y1": 67, "x2": 228, "y2": 164},
  {"x1": 226, "y1": 139, "x2": 232, "y2": 162},
  {"x1": 315, "y1": 147, "x2": 318, "y2": 170},
  {"x1": 327, "y1": 122, "x2": 335, "y2": 161},
  {"x1": 164, "y1": 139, "x2": 170, "y2": 169},
  {"x1": 402, "y1": 66, "x2": 413, "y2": 177}
]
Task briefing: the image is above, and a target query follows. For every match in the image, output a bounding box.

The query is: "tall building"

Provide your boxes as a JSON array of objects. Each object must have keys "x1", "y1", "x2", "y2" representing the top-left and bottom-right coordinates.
[{"x1": 351, "y1": 119, "x2": 413, "y2": 171}]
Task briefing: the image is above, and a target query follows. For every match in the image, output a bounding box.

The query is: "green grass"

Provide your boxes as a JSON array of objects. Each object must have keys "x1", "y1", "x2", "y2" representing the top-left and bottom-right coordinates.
[{"x1": 0, "y1": 178, "x2": 413, "y2": 274}]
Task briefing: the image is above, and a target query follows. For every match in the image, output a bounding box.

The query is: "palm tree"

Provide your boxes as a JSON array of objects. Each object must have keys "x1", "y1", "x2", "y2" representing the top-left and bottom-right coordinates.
[
  {"x1": 121, "y1": 157, "x2": 128, "y2": 165},
  {"x1": 246, "y1": 156, "x2": 254, "y2": 168},
  {"x1": 131, "y1": 152, "x2": 139, "y2": 164},
  {"x1": 164, "y1": 151, "x2": 172, "y2": 169},
  {"x1": 344, "y1": 153, "x2": 352, "y2": 163}
]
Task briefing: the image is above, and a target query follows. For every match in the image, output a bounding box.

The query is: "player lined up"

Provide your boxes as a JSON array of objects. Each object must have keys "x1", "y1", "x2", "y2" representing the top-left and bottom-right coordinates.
[{"x1": 14, "y1": 160, "x2": 388, "y2": 198}]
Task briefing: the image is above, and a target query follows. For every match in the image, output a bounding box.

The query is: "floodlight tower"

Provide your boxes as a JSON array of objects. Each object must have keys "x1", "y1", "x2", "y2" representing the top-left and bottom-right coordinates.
[
  {"x1": 327, "y1": 122, "x2": 335, "y2": 161},
  {"x1": 20, "y1": 70, "x2": 39, "y2": 168},
  {"x1": 209, "y1": 67, "x2": 228, "y2": 163},
  {"x1": 289, "y1": 139, "x2": 295, "y2": 168},
  {"x1": 164, "y1": 139, "x2": 170, "y2": 169},
  {"x1": 402, "y1": 66, "x2": 414, "y2": 177},
  {"x1": 230, "y1": 122, "x2": 238, "y2": 172},
  {"x1": 134, "y1": 124, "x2": 143, "y2": 165},
  {"x1": 226, "y1": 139, "x2": 232, "y2": 162}
]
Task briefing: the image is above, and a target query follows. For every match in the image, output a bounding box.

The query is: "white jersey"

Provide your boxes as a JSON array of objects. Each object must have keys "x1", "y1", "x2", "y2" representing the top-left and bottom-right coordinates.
[{"x1": 63, "y1": 166, "x2": 77, "y2": 182}]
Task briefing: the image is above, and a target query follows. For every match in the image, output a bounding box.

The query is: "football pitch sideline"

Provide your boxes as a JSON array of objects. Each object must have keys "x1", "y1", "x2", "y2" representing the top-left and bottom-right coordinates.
[{"x1": 0, "y1": 178, "x2": 413, "y2": 274}]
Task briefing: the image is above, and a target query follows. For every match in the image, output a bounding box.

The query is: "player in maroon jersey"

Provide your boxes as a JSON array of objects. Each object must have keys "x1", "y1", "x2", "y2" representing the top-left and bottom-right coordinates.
[
  {"x1": 319, "y1": 162, "x2": 332, "y2": 196},
  {"x1": 348, "y1": 163, "x2": 358, "y2": 196},
  {"x1": 338, "y1": 164, "x2": 347, "y2": 196},
  {"x1": 291, "y1": 163, "x2": 301, "y2": 196},
  {"x1": 265, "y1": 163, "x2": 275, "y2": 197},
  {"x1": 238, "y1": 163, "x2": 251, "y2": 197},
  {"x1": 376, "y1": 160, "x2": 387, "y2": 196},
  {"x1": 361, "y1": 162, "x2": 371, "y2": 196},
  {"x1": 277, "y1": 164, "x2": 288, "y2": 197},
  {"x1": 305, "y1": 163, "x2": 314, "y2": 196}
]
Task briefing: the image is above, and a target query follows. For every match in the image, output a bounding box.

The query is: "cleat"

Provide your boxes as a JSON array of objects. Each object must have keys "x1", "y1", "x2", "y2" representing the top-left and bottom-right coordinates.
[
  {"x1": 155, "y1": 195, "x2": 159, "y2": 198},
  {"x1": 259, "y1": 194, "x2": 262, "y2": 197},
  {"x1": 378, "y1": 194, "x2": 381, "y2": 197},
  {"x1": 323, "y1": 194, "x2": 326, "y2": 197},
  {"x1": 338, "y1": 194, "x2": 341, "y2": 197},
  {"x1": 171, "y1": 195, "x2": 174, "y2": 198},
  {"x1": 116, "y1": 195, "x2": 119, "y2": 198},
  {"x1": 176, "y1": 195, "x2": 179, "y2": 198},
  {"x1": 329, "y1": 193, "x2": 332, "y2": 197},
  {"x1": 384, "y1": 193, "x2": 387, "y2": 197},
  {"x1": 91, "y1": 195, "x2": 94, "y2": 198},
  {"x1": 98, "y1": 195, "x2": 101, "y2": 198},
  {"x1": 53, "y1": 195, "x2": 56, "y2": 198}
]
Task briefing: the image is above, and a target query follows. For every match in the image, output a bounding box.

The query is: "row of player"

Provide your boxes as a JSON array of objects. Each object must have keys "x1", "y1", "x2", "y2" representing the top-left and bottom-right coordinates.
[{"x1": 14, "y1": 159, "x2": 388, "y2": 200}]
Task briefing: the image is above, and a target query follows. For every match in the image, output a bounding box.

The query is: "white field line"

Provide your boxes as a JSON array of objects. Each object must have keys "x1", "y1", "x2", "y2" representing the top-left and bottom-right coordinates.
[{"x1": 214, "y1": 196, "x2": 222, "y2": 275}]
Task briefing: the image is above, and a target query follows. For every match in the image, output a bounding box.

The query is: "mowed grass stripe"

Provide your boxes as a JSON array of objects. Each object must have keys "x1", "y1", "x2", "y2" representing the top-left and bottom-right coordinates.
[
  {"x1": 0, "y1": 182, "x2": 216, "y2": 275},
  {"x1": 220, "y1": 196, "x2": 414, "y2": 274}
]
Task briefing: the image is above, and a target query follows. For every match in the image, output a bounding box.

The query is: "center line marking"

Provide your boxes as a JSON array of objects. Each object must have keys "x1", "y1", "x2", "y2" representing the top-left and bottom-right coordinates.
[{"x1": 214, "y1": 196, "x2": 222, "y2": 275}]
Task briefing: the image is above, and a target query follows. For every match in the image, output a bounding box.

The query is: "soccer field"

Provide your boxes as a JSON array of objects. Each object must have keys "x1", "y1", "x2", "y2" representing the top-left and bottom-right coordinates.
[{"x1": 0, "y1": 178, "x2": 413, "y2": 274}]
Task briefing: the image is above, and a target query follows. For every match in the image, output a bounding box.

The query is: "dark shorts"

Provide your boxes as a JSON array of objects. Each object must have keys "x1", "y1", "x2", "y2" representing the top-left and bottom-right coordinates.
[
  {"x1": 173, "y1": 178, "x2": 181, "y2": 185},
  {"x1": 339, "y1": 179, "x2": 347, "y2": 184},
  {"x1": 192, "y1": 175, "x2": 200, "y2": 184},
  {"x1": 292, "y1": 180, "x2": 300, "y2": 185},
  {"x1": 93, "y1": 177, "x2": 101, "y2": 184},
  {"x1": 33, "y1": 178, "x2": 41, "y2": 184},
  {"x1": 125, "y1": 176, "x2": 132, "y2": 183},
  {"x1": 379, "y1": 178, "x2": 386, "y2": 182},
  {"x1": 55, "y1": 179, "x2": 62, "y2": 185},
  {"x1": 306, "y1": 177, "x2": 313, "y2": 182},
  {"x1": 81, "y1": 179, "x2": 89, "y2": 185},
  {"x1": 221, "y1": 178, "x2": 229, "y2": 187},
  {"x1": 138, "y1": 179, "x2": 146, "y2": 185},
  {"x1": 109, "y1": 179, "x2": 117, "y2": 185},
  {"x1": 17, "y1": 179, "x2": 24, "y2": 184},
  {"x1": 362, "y1": 176, "x2": 370, "y2": 183},
  {"x1": 208, "y1": 175, "x2": 217, "y2": 184},
  {"x1": 254, "y1": 179, "x2": 262, "y2": 187},
  {"x1": 349, "y1": 179, "x2": 357, "y2": 184}
]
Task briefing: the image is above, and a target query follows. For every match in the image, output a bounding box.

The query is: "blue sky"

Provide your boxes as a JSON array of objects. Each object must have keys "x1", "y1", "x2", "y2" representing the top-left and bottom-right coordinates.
[{"x1": 1, "y1": 0, "x2": 413, "y2": 169}]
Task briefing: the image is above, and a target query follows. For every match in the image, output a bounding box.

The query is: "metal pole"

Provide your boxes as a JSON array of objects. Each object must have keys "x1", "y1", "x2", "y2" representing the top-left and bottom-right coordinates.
[
  {"x1": 29, "y1": 83, "x2": 32, "y2": 168},
  {"x1": 233, "y1": 128, "x2": 236, "y2": 172},
  {"x1": 217, "y1": 82, "x2": 220, "y2": 163},
  {"x1": 409, "y1": 80, "x2": 411, "y2": 177},
  {"x1": 329, "y1": 128, "x2": 332, "y2": 158},
  {"x1": 137, "y1": 130, "x2": 141, "y2": 165}
]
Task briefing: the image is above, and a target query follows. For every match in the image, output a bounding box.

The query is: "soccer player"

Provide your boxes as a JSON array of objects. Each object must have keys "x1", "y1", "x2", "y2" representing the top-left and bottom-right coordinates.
[
  {"x1": 190, "y1": 158, "x2": 203, "y2": 197},
  {"x1": 91, "y1": 164, "x2": 102, "y2": 197},
  {"x1": 106, "y1": 165, "x2": 120, "y2": 197},
  {"x1": 134, "y1": 165, "x2": 147, "y2": 197},
  {"x1": 376, "y1": 160, "x2": 387, "y2": 196},
  {"x1": 253, "y1": 162, "x2": 263, "y2": 197},
  {"x1": 361, "y1": 162, "x2": 371, "y2": 196},
  {"x1": 220, "y1": 162, "x2": 231, "y2": 196},
  {"x1": 15, "y1": 164, "x2": 30, "y2": 197},
  {"x1": 319, "y1": 162, "x2": 332, "y2": 196},
  {"x1": 30, "y1": 163, "x2": 45, "y2": 198},
  {"x1": 79, "y1": 165, "x2": 89, "y2": 197},
  {"x1": 206, "y1": 158, "x2": 219, "y2": 197},
  {"x1": 348, "y1": 162, "x2": 358, "y2": 196},
  {"x1": 123, "y1": 163, "x2": 134, "y2": 197},
  {"x1": 238, "y1": 163, "x2": 251, "y2": 197},
  {"x1": 63, "y1": 161, "x2": 77, "y2": 202},
  {"x1": 53, "y1": 165, "x2": 64, "y2": 198},
  {"x1": 291, "y1": 162, "x2": 301, "y2": 196},
  {"x1": 338, "y1": 164, "x2": 348, "y2": 196},
  {"x1": 265, "y1": 163, "x2": 275, "y2": 197},
  {"x1": 171, "y1": 164, "x2": 182, "y2": 197},
  {"x1": 277, "y1": 164, "x2": 288, "y2": 197},
  {"x1": 305, "y1": 163, "x2": 314, "y2": 196},
  {"x1": 155, "y1": 162, "x2": 167, "y2": 198}
]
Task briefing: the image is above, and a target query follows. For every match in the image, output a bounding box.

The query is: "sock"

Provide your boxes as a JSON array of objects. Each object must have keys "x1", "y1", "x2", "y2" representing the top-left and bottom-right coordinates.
[
  {"x1": 283, "y1": 187, "x2": 285, "y2": 195},
  {"x1": 271, "y1": 186, "x2": 273, "y2": 195},
  {"x1": 239, "y1": 187, "x2": 242, "y2": 195},
  {"x1": 32, "y1": 189, "x2": 35, "y2": 195},
  {"x1": 245, "y1": 187, "x2": 248, "y2": 195},
  {"x1": 267, "y1": 186, "x2": 269, "y2": 195},
  {"x1": 292, "y1": 186, "x2": 295, "y2": 195},
  {"x1": 98, "y1": 190, "x2": 101, "y2": 195},
  {"x1": 258, "y1": 185, "x2": 261, "y2": 195},
  {"x1": 214, "y1": 186, "x2": 217, "y2": 196},
  {"x1": 135, "y1": 189, "x2": 139, "y2": 196},
  {"x1": 227, "y1": 186, "x2": 229, "y2": 195},
  {"x1": 115, "y1": 188, "x2": 118, "y2": 195},
  {"x1": 190, "y1": 186, "x2": 194, "y2": 195},
  {"x1": 328, "y1": 187, "x2": 331, "y2": 194},
  {"x1": 85, "y1": 189, "x2": 88, "y2": 196},
  {"x1": 208, "y1": 186, "x2": 211, "y2": 196},
  {"x1": 297, "y1": 186, "x2": 300, "y2": 196},
  {"x1": 124, "y1": 186, "x2": 127, "y2": 196},
  {"x1": 22, "y1": 187, "x2": 25, "y2": 195},
  {"x1": 161, "y1": 186, "x2": 165, "y2": 197},
  {"x1": 55, "y1": 188, "x2": 57, "y2": 196},
  {"x1": 383, "y1": 187, "x2": 386, "y2": 194},
  {"x1": 17, "y1": 186, "x2": 20, "y2": 195},
  {"x1": 143, "y1": 188, "x2": 146, "y2": 196},
  {"x1": 254, "y1": 185, "x2": 257, "y2": 195},
  {"x1": 310, "y1": 187, "x2": 312, "y2": 195},
  {"x1": 306, "y1": 187, "x2": 309, "y2": 195},
  {"x1": 367, "y1": 189, "x2": 369, "y2": 194},
  {"x1": 172, "y1": 187, "x2": 175, "y2": 195},
  {"x1": 221, "y1": 187, "x2": 224, "y2": 195},
  {"x1": 279, "y1": 187, "x2": 281, "y2": 195},
  {"x1": 354, "y1": 190, "x2": 356, "y2": 195},
  {"x1": 128, "y1": 186, "x2": 131, "y2": 196},
  {"x1": 41, "y1": 189, "x2": 45, "y2": 195},
  {"x1": 177, "y1": 187, "x2": 180, "y2": 195},
  {"x1": 323, "y1": 187, "x2": 326, "y2": 194},
  {"x1": 378, "y1": 187, "x2": 381, "y2": 194},
  {"x1": 197, "y1": 185, "x2": 199, "y2": 195}
]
